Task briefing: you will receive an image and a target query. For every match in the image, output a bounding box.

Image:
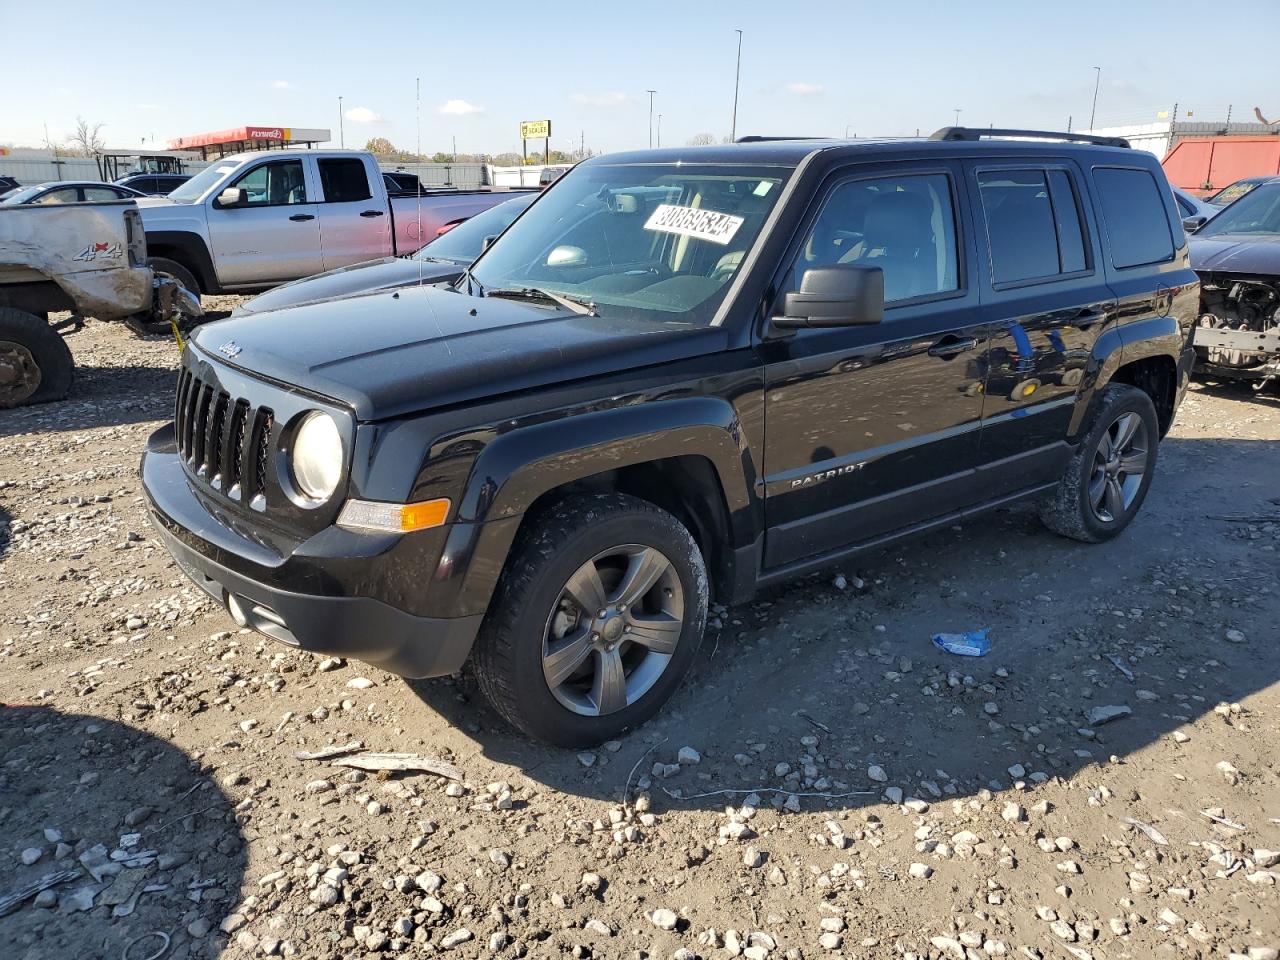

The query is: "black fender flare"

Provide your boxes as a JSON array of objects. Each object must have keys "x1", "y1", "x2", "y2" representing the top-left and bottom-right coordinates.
[
  {"x1": 1070, "y1": 315, "x2": 1182, "y2": 437},
  {"x1": 430, "y1": 397, "x2": 758, "y2": 619},
  {"x1": 144, "y1": 231, "x2": 219, "y2": 294}
]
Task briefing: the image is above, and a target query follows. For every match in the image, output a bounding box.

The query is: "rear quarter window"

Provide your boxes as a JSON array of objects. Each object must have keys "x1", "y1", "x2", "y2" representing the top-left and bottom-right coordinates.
[{"x1": 1093, "y1": 167, "x2": 1177, "y2": 269}]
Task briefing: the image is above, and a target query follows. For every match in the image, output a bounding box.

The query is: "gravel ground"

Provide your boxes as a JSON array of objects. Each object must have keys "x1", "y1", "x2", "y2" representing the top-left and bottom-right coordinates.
[{"x1": 1, "y1": 314, "x2": 1277, "y2": 960}]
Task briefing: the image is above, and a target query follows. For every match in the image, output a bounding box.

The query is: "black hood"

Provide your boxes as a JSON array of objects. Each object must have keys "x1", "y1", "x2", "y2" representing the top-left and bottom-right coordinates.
[
  {"x1": 193, "y1": 284, "x2": 726, "y2": 421},
  {"x1": 234, "y1": 257, "x2": 463, "y2": 316},
  {"x1": 1189, "y1": 233, "x2": 1280, "y2": 276}
]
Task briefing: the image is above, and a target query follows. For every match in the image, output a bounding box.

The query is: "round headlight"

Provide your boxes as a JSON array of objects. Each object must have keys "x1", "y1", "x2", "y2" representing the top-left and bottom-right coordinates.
[{"x1": 291, "y1": 412, "x2": 343, "y2": 501}]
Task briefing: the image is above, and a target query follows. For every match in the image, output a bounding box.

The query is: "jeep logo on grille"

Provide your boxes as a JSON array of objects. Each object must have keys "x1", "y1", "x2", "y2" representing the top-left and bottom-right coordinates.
[{"x1": 218, "y1": 340, "x2": 242, "y2": 359}]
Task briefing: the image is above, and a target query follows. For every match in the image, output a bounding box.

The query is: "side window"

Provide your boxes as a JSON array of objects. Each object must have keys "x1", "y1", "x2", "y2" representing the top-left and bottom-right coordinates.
[
  {"x1": 977, "y1": 168, "x2": 1088, "y2": 284},
  {"x1": 84, "y1": 187, "x2": 125, "y2": 201},
  {"x1": 36, "y1": 188, "x2": 80, "y2": 204},
  {"x1": 1047, "y1": 170, "x2": 1088, "y2": 274},
  {"x1": 230, "y1": 160, "x2": 308, "y2": 206},
  {"x1": 792, "y1": 173, "x2": 959, "y2": 304},
  {"x1": 318, "y1": 159, "x2": 372, "y2": 203},
  {"x1": 1174, "y1": 194, "x2": 1195, "y2": 218},
  {"x1": 1093, "y1": 167, "x2": 1176, "y2": 268}
]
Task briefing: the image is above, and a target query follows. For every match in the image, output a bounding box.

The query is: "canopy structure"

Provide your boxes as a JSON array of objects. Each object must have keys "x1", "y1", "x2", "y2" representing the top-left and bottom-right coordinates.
[{"x1": 165, "y1": 126, "x2": 331, "y2": 159}]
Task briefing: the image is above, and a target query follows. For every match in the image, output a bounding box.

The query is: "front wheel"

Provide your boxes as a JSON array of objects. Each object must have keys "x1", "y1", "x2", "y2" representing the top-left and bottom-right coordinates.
[
  {"x1": 1039, "y1": 383, "x2": 1159, "y2": 542},
  {"x1": 472, "y1": 493, "x2": 708, "y2": 746}
]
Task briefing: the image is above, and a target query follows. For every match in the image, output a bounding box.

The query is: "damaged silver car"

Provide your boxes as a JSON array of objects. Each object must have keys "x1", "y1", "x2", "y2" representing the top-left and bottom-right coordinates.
[{"x1": 1188, "y1": 176, "x2": 1280, "y2": 391}]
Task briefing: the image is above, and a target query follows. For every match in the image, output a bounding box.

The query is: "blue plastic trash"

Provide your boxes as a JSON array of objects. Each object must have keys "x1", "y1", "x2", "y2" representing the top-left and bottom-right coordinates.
[{"x1": 932, "y1": 629, "x2": 991, "y2": 657}]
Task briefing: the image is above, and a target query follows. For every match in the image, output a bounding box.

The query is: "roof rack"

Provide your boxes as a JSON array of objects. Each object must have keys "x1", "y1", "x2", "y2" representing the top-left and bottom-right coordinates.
[
  {"x1": 734, "y1": 135, "x2": 826, "y2": 143},
  {"x1": 929, "y1": 127, "x2": 1131, "y2": 149}
]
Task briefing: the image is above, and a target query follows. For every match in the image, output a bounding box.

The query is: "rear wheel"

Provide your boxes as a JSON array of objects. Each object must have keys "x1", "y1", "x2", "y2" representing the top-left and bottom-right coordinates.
[
  {"x1": 472, "y1": 493, "x2": 708, "y2": 746},
  {"x1": 1039, "y1": 383, "x2": 1159, "y2": 542},
  {"x1": 0, "y1": 307, "x2": 74, "y2": 408}
]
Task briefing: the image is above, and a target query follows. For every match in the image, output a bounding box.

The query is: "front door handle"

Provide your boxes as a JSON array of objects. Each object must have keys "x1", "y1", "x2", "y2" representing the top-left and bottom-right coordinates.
[
  {"x1": 360, "y1": 210, "x2": 385, "y2": 218},
  {"x1": 289, "y1": 213, "x2": 315, "y2": 222},
  {"x1": 928, "y1": 336, "x2": 978, "y2": 358}
]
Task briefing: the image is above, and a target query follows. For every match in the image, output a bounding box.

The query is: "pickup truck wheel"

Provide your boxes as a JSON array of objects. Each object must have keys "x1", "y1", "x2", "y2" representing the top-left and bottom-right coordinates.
[
  {"x1": 473, "y1": 493, "x2": 708, "y2": 747},
  {"x1": 127, "y1": 257, "x2": 202, "y2": 335},
  {"x1": 0, "y1": 308, "x2": 74, "y2": 408},
  {"x1": 1038, "y1": 383, "x2": 1159, "y2": 543}
]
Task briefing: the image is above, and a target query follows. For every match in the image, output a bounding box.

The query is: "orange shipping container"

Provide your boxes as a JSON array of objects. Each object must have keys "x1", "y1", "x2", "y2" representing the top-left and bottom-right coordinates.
[{"x1": 1162, "y1": 136, "x2": 1280, "y2": 196}]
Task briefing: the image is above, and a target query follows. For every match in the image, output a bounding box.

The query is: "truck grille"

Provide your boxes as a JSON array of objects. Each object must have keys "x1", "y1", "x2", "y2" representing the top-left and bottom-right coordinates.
[{"x1": 175, "y1": 367, "x2": 274, "y2": 509}]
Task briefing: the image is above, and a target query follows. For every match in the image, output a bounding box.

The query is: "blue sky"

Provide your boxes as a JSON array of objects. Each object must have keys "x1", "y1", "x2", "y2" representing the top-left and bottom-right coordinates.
[{"x1": 6, "y1": 0, "x2": 1276, "y2": 155}]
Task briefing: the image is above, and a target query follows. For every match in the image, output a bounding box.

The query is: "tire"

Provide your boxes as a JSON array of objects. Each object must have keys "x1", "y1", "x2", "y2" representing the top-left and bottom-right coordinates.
[
  {"x1": 127, "y1": 257, "x2": 201, "y2": 336},
  {"x1": 1038, "y1": 383, "x2": 1160, "y2": 543},
  {"x1": 0, "y1": 307, "x2": 74, "y2": 408},
  {"x1": 472, "y1": 493, "x2": 709, "y2": 747}
]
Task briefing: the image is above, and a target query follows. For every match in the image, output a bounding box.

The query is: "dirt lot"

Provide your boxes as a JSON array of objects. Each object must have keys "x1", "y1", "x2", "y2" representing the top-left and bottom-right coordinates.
[{"x1": 1, "y1": 315, "x2": 1277, "y2": 960}]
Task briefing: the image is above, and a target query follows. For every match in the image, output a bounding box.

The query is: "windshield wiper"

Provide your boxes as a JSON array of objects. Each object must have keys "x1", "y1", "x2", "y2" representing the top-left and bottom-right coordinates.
[{"x1": 485, "y1": 286, "x2": 597, "y2": 316}]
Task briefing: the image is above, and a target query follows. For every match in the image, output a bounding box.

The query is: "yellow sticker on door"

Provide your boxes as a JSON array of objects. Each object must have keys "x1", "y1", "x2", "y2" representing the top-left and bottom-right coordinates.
[{"x1": 644, "y1": 204, "x2": 745, "y2": 245}]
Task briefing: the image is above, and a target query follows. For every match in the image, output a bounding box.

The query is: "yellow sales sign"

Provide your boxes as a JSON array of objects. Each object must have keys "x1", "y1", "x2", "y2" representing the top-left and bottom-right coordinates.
[{"x1": 520, "y1": 120, "x2": 551, "y2": 140}]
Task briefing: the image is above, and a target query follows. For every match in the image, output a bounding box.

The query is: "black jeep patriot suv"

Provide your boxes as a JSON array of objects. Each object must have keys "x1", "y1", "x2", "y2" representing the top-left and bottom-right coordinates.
[{"x1": 142, "y1": 128, "x2": 1198, "y2": 746}]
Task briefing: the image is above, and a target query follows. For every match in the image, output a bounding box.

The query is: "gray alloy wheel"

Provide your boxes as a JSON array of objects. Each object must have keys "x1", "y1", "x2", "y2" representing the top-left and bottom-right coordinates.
[
  {"x1": 541, "y1": 544, "x2": 684, "y2": 717},
  {"x1": 1087, "y1": 411, "x2": 1149, "y2": 523}
]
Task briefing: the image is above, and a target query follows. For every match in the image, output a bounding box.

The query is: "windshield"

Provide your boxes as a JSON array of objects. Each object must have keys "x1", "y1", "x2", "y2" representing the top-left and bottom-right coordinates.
[
  {"x1": 1196, "y1": 182, "x2": 1280, "y2": 237},
  {"x1": 1208, "y1": 179, "x2": 1262, "y2": 206},
  {"x1": 166, "y1": 162, "x2": 242, "y2": 203},
  {"x1": 467, "y1": 162, "x2": 791, "y2": 325},
  {"x1": 1, "y1": 185, "x2": 48, "y2": 205},
  {"x1": 412, "y1": 194, "x2": 535, "y2": 264}
]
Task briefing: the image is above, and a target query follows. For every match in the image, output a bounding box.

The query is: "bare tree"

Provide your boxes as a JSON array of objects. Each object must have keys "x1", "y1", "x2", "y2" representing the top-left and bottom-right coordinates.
[
  {"x1": 67, "y1": 116, "x2": 106, "y2": 156},
  {"x1": 686, "y1": 132, "x2": 715, "y2": 146}
]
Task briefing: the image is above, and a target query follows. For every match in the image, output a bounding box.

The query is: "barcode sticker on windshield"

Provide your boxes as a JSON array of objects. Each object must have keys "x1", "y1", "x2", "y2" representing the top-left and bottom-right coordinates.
[{"x1": 644, "y1": 204, "x2": 745, "y2": 245}]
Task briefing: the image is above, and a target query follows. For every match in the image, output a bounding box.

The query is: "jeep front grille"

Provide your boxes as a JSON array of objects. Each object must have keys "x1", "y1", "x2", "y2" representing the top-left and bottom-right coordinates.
[{"x1": 175, "y1": 367, "x2": 274, "y2": 509}]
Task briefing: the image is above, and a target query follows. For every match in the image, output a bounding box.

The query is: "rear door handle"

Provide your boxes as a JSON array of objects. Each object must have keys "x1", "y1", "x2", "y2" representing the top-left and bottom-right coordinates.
[
  {"x1": 928, "y1": 337, "x2": 978, "y2": 358},
  {"x1": 289, "y1": 213, "x2": 315, "y2": 222},
  {"x1": 360, "y1": 210, "x2": 385, "y2": 218}
]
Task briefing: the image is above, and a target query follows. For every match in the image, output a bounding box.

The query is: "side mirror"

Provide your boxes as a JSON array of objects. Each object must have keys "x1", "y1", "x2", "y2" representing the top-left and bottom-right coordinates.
[
  {"x1": 215, "y1": 186, "x2": 247, "y2": 209},
  {"x1": 774, "y1": 265, "x2": 884, "y2": 329},
  {"x1": 546, "y1": 244, "x2": 587, "y2": 267},
  {"x1": 481, "y1": 235, "x2": 498, "y2": 251},
  {"x1": 1182, "y1": 215, "x2": 1207, "y2": 233}
]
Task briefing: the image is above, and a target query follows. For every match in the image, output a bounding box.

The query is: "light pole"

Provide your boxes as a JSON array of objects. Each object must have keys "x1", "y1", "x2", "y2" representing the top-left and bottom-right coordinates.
[
  {"x1": 731, "y1": 29, "x2": 743, "y2": 142},
  {"x1": 657, "y1": 114, "x2": 662, "y2": 148},
  {"x1": 953, "y1": 108, "x2": 962, "y2": 127},
  {"x1": 338, "y1": 96, "x2": 344, "y2": 147},
  {"x1": 844, "y1": 124, "x2": 854, "y2": 138},
  {"x1": 646, "y1": 90, "x2": 657, "y2": 148},
  {"x1": 1089, "y1": 66, "x2": 1101, "y2": 131}
]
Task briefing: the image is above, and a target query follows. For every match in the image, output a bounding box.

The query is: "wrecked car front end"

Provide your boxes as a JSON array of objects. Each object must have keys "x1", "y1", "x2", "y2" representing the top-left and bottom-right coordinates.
[{"x1": 1187, "y1": 179, "x2": 1280, "y2": 391}]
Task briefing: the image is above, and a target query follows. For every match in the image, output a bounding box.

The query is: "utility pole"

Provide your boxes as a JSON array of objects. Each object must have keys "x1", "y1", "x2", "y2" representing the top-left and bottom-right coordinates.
[
  {"x1": 580, "y1": 129, "x2": 585, "y2": 159},
  {"x1": 845, "y1": 124, "x2": 854, "y2": 138},
  {"x1": 338, "y1": 96, "x2": 344, "y2": 147},
  {"x1": 646, "y1": 90, "x2": 657, "y2": 148},
  {"x1": 1089, "y1": 66, "x2": 1101, "y2": 131},
  {"x1": 657, "y1": 114, "x2": 662, "y2": 148},
  {"x1": 731, "y1": 29, "x2": 743, "y2": 142}
]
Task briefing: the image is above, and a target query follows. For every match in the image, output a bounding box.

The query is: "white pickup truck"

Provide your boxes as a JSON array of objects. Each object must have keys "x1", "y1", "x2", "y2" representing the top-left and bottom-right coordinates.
[{"x1": 135, "y1": 149, "x2": 529, "y2": 296}]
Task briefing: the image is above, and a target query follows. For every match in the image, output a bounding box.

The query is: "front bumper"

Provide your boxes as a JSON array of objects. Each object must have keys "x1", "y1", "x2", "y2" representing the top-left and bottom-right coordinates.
[{"x1": 142, "y1": 433, "x2": 482, "y2": 678}]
